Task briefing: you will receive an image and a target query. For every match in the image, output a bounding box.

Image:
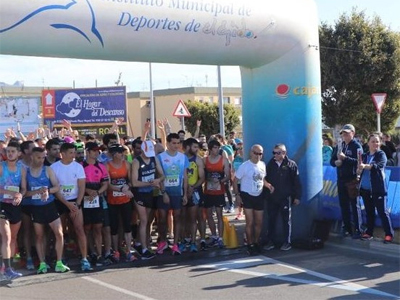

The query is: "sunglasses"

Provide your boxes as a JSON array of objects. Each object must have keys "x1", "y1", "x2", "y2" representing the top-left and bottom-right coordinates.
[
  {"x1": 272, "y1": 151, "x2": 282, "y2": 155},
  {"x1": 253, "y1": 151, "x2": 263, "y2": 156}
]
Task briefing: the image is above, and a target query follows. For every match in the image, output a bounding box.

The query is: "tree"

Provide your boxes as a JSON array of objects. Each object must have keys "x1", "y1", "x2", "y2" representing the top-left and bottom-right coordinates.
[
  {"x1": 319, "y1": 9, "x2": 400, "y2": 135},
  {"x1": 184, "y1": 100, "x2": 241, "y2": 138}
]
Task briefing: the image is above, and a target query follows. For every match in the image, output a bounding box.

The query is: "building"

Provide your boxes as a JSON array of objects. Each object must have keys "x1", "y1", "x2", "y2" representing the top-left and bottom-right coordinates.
[{"x1": 127, "y1": 87, "x2": 243, "y2": 138}]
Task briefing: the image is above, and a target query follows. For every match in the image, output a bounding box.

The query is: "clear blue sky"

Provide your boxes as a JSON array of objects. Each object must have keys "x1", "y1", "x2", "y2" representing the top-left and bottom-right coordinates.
[{"x1": 0, "y1": 0, "x2": 399, "y2": 91}]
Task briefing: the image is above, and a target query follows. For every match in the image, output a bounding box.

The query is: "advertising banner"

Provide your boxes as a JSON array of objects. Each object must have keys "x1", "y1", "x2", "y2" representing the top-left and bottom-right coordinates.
[
  {"x1": 0, "y1": 97, "x2": 41, "y2": 134},
  {"x1": 42, "y1": 86, "x2": 126, "y2": 126}
]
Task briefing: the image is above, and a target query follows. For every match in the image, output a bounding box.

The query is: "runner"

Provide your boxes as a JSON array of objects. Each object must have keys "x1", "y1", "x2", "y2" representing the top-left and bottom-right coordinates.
[
  {"x1": 51, "y1": 142, "x2": 93, "y2": 271},
  {"x1": 82, "y1": 142, "x2": 109, "y2": 266},
  {"x1": 24, "y1": 147, "x2": 70, "y2": 273},
  {"x1": 106, "y1": 144, "x2": 136, "y2": 262},
  {"x1": 203, "y1": 139, "x2": 230, "y2": 248},
  {"x1": 0, "y1": 142, "x2": 26, "y2": 279},
  {"x1": 157, "y1": 133, "x2": 189, "y2": 255},
  {"x1": 131, "y1": 140, "x2": 164, "y2": 259},
  {"x1": 183, "y1": 138, "x2": 205, "y2": 252}
]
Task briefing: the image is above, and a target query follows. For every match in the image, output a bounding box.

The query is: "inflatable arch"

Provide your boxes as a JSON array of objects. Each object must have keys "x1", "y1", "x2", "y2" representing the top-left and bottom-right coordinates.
[{"x1": 0, "y1": 0, "x2": 322, "y2": 204}]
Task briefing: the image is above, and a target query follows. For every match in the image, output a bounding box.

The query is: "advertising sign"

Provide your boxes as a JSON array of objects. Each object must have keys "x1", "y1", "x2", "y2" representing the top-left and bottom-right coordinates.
[
  {"x1": 0, "y1": 97, "x2": 41, "y2": 134},
  {"x1": 42, "y1": 86, "x2": 126, "y2": 126}
]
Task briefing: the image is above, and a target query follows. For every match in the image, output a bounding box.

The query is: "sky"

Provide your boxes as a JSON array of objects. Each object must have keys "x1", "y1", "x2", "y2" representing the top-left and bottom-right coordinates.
[{"x1": 0, "y1": 0, "x2": 399, "y2": 92}]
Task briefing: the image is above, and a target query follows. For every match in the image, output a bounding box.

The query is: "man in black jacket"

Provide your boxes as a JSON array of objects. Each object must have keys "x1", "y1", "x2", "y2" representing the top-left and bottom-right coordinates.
[
  {"x1": 330, "y1": 124, "x2": 363, "y2": 238},
  {"x1": 264, "y1": 144, "x2": 301, "y2": 251}
]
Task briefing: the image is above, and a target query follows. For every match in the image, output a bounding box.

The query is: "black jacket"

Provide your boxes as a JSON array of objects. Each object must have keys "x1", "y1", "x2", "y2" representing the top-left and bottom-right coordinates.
[
  {"x1": 265, "y1": 156, "x2": 301, "y2": 202},
  {"x1": 330, "y1": 139, "x2": 363, "y2": 182}
]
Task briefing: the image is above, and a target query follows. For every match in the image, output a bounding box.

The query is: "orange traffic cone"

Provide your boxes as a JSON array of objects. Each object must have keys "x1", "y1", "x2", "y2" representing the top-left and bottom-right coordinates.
[
  {"x1": 223, "y1": 222, "x2": 229, "y2": 246},
  {"x1": 226, "y1": 224, "x2": 239, "y2": 249}
]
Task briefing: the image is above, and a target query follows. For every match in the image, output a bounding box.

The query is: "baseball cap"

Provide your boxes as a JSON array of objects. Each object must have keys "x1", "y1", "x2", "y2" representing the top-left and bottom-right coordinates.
[
  {"x1": 340, "y1": 124, "x2": 355, "y2": 134},
  {"x1": 63, "y1": 136, "x2": 75, "y2": 144},
  {"x1": 85, "y1": 142, "x2": 101, "y2": 151},
  {"x1": 141, "y1": 140, "x2": 155, "y2": 157},
  {"x1": 108, "y1": 143, "x2": 125, "y2": 153},
  {"x1": 234, "y1": 138, "x2": 243, "y2": 145}
]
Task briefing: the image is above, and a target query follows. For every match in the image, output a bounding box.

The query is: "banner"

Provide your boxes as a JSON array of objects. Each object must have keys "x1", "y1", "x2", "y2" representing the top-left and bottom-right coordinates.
[
  {"x1": 42, "y1": 86, "x2": 126, "y2": 125},
  {"x1": 0, "y1": 97, "x2": 41, "y2": 134}
]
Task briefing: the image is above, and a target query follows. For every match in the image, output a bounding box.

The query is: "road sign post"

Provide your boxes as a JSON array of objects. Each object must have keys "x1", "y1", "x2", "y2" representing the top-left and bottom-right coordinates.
[
  {"x1": 371, "y1": 93, "x2": 387, "y2": 133},
  {"x1": 173, "y1": 99, "x2": 191, "y2": 132}
]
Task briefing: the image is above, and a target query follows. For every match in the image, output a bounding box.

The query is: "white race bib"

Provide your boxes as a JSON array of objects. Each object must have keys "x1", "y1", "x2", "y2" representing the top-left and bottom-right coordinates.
[
  {"x1": 164, "y1": 176, "x2": 179, "y2": 187},
  {"x1": 31, "y1": 186, "x2": 44, "y2": 200},
  {"x1": 4, "y1": 185, "x2": 19, "y2": 199},
  {"x1": 112, "y1": 185, "x2": 125, "y2": 197},
  {"x1": 83, "y1": 195, "x2": 100, "y2": 208},
  {"x1": 61, "y1": 185, "x2": 76, "y2": 198}
]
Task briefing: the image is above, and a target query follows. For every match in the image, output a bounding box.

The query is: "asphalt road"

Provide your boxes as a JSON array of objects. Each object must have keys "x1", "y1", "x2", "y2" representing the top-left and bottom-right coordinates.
[{"x1": 1, "y1": 240, "x2": 399, "y2": 300}]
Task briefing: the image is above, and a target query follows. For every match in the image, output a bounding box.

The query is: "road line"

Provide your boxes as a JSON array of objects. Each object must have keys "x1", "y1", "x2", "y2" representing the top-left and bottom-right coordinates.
[
  {"x1": 83, "y1": 276, "x2": 158, "y2": 300},
  {"x1": 201, "y1": 256, "x2": 399, "y2": 299}
]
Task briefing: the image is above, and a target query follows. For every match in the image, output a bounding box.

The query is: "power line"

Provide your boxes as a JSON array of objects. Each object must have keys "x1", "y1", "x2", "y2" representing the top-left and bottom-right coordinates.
[{"x1": 319, "y1": 45, "x2": 362, "y2": 53}]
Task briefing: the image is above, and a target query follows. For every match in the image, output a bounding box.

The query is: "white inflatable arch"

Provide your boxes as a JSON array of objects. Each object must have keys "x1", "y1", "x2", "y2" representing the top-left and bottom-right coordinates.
[{"x1": 0, "y1": 0, "x2": 322, "y2": 202}]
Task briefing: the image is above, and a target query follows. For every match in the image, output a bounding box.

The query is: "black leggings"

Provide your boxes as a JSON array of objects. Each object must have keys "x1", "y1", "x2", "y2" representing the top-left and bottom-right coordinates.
[{"x1": 109, "y1": 202, "x2": 132, "y2": 235}]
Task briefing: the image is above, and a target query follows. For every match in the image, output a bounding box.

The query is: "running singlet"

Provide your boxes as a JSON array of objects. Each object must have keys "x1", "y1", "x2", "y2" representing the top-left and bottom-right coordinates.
[
  {"x1": 51, "y1": 161, "x2": 86, "y2": 201},
  {"x1": 157, "y1": 151, "x2": 189, "y2": 197},
  {"x1": 83, "y1": 161, "x2": 109, "y2": 208},
  {"x1": 204, "y1": 156, "x2": 225, "y2": 195},
  {"x1": 187, "y1": 156, "x2": 199, "y2": 187},
  {"x1": 107, "y1": 162, "x2": 130, "y2": 205},
  {"x1": 26, "y1": 166, "x2": 54, "y2": 206},
  {"x1": 136, "y1": 156, "x2": 156, "y2": 193},
  {"x1": 0, "y1": 161, "x2": 22, "y2": 204}
]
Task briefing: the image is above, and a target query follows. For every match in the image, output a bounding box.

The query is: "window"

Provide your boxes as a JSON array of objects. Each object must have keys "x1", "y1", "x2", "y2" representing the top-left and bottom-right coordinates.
[{"x1": 234, "y1": 97, "x2": 242, "y2": 105}]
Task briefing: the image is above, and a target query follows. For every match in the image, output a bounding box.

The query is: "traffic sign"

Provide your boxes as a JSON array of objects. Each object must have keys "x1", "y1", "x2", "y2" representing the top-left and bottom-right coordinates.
[
  {"x1": 371, "y1": 93, "x2": 387, "y2": 114},
  {"x1": 173, "y1": 99, "x2": 191, "y2": 117}
]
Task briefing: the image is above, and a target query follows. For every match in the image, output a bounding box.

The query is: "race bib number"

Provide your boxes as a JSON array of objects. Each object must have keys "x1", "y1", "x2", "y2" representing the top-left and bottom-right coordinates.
[
  {"x1": 4, "y1": 186, "x2": 19, "y2": 199},
  {"x1": 113, "y1": 185, "x2": 125, "y2": 197},
  {"x1": 31, "y1": 186, "x2": 44, "y2": 200},
  {"x1": 252, "y1": 180, "x2": 263, "y2": 194},
  {"x1": 83, "y1": 196, "x2": 100, "y2": 208},
  {"x1": 142, "y1": 174, "x2": 155, "y2": 183},
  {"x1": 61, "y1": 185, "x2": 76, "y2": 198},
  {"x1": 165, "y1": 176, "x2": 180, "y2": 187}
]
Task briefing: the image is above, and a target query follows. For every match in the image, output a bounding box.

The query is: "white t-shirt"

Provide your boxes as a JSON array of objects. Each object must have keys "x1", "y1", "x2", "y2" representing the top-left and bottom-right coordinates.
[
  {"x1": 235, "y1": 160, "x2": 266, "y2": 196},
  {"x1": 51, "y1": 161, "x2": 86, "y2": 201}
]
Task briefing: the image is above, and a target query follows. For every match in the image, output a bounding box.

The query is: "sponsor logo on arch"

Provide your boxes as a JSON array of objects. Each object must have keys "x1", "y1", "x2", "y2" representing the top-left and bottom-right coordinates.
[{"x1": 276, "y1": 84, "x2": 319, "y2": 99}]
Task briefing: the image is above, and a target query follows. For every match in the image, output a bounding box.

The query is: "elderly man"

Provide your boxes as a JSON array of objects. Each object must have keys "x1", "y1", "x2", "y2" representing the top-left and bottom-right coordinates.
[{"x1": 330, "y1": 124, "x2": 363, "y2": 239}]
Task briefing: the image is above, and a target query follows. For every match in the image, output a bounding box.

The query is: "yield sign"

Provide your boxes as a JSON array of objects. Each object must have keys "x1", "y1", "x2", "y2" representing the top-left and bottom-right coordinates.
[
  {"x1": 173, "y1": 99, "x2": 191, "y2": 117},
  {"x1": 371, "y1": 93, "x2": 387, "y2": 114}
]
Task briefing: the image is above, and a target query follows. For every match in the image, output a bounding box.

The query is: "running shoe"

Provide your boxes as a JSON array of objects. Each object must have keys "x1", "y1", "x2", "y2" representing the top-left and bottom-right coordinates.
[
  {"x1": 12, "y1": 253, "x2": 21, "y2": 264},
  {"x1": 0, "y1": 272, "x2": 11, "y2": 284},
  {"x1": 280, "y1": 242, "x2": 292, "y2": 251},
  {"x1": 55, "y1": 261, "x2": 70, "y2": 273},
  {"x1": 113, "y1": 250, "x2": 120, "y2": 263},
  {"x1": 141, "y1": 250, "x2": 156, "y2": 260},
  {"x1": 4, "y1": 268, "x2": 22, "y2": 280},
  {"x1": 361, "y1": 233, "x2": 373, "y2": 241},
  {"x1": 384, "y1": 235, "x2": 393, "y2": 244},
  {"x1": 81, "y1": 258, "x2": 93, "y2": 271},
  {"x1": 125, "y1": 252, "x2": 138, "y2": 262},
  {"x1": 264, "y1": 241, "x2": 275, "y2": 251},
  {"x1": 227, "y1": 205, "x2": 235, "y2": 214},
  {"x1": 156, "y1": 241, "x2": 168, "y2": 254},
  {"x1": 247, "y1": 244, "x2": 257, "y2": 256},
  {"x1": 217, "y1": 238, "x2": 224, "y2": 249},
  {"x1": 190, "y1": 243, "x2": 198, "y2": 253},
  {"x1": 104, "y1": 254, "x2": 114, "y2": 265},
  {"x1": 171, "y1": 244, "x2": 181, "y2": 255},
  {"x1": 208, "y1": 237, "x2": 219, "y2": 248},
  {"x1": 200, "y1": 240, "x2": 207, "y2": 251},
  {"x1": 26, "y1": 257, "x2": 35, "y2": 270},
  {"x1": 133, "y1": 244, "x2": 143, "y2": 255},
  {"x1": 178, "y1": 242, "x2": 186, "y2": 253},
  {"x1": 37, "y1": 262, "x2": 48, "y2": 274},
  {"x1": 96, "y1": 256, "x2": 105, "y2": 267}
]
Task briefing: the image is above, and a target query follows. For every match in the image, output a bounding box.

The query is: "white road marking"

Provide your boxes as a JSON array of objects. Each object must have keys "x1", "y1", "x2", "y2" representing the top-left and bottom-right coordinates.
[
  {"x1": 83, "y1": 276, "x2": 158, "y2": 300},
  {"x1": 201, "y1": 256, "x2": 399, "y2": 299}
]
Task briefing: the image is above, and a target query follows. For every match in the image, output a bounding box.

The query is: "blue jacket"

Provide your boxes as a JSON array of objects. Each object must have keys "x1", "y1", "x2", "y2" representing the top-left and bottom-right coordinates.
[
  {"x1": 360, "y1": 150, "x2": 387, "y2": 195},
  {"x1": 330, "y1": 139, "x2": 363, "y2": 181}
]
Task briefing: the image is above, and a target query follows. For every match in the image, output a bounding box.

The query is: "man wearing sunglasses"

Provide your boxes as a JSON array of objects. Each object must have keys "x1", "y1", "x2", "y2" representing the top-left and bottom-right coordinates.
[
  {"x1": 233, "y1": 144, "x2": 274, "y2": 255},
  {"x1": 264, "y1": 144, "x2": 301, "y2": 251}
]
